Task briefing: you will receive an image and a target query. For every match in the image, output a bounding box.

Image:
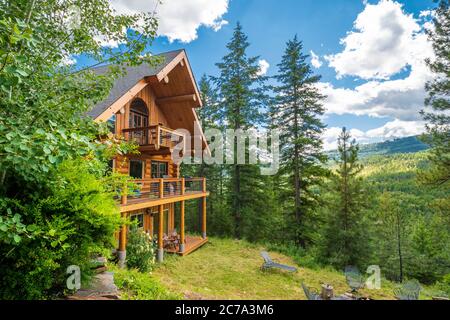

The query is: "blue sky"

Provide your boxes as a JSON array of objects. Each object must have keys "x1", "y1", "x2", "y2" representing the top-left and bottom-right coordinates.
[{"x1": 104, "y1": 0, "x2": 437, "y2": 149}]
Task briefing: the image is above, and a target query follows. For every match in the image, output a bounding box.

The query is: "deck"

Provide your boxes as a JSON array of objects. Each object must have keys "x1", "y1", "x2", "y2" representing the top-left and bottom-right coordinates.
[
  {"x1": 121, "y1": 191, "x2": 209, "y2": 213},
  {"x1": 165, "y1": 236, "x2": 209, "y2": 256},
  {"x1": 119, "y1": 177, "x2": 209, "y2": 213}
]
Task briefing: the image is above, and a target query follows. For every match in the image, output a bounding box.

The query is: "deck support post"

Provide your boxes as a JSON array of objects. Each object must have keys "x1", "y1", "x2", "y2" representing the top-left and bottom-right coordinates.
[
  {"x1": 202, "y1": 197, "x2": 207, "y2": 239},
  {"x1": 118, "y1": 187, "x2": 128, "y2": 268},
  {"x1": 157, "y1": 204, "x2": 164, "y2": 263},
  {"x1": 201, "y1": 178, "x2": 207, "y2": 239},
  {"x1": 180, "y1": 200, "x2": 185, "y2": 253}
]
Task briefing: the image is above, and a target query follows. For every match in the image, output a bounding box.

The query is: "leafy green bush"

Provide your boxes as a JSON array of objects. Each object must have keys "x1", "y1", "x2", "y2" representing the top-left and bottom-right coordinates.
[
  {"x1": 0, "y1": 160, "x2": 122, "y2": 299},
  {"x1": 126, "y1": 227, "x2": 155, "y2": 273},
  {"x1": 112, "y1": 266, "x2": 180, "y2": 300}
]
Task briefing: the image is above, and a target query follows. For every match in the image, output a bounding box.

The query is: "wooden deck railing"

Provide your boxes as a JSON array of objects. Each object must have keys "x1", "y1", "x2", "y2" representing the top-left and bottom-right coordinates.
[
  {"x1": 121, "y1": 177, "x2": 207, "y2": 206},
  {"x1": 122, "y1": 125, "x2": 185, "y2": 150}
]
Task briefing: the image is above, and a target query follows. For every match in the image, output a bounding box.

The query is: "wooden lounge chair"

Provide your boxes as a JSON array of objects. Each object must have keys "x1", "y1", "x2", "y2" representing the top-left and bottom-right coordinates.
[
  {"x1": 394, "y1": 280, "x2": 421, "y2": 300},
  {"x1": 301, "y1": 282, "x2": 322, "y2": 300},
  {"x1": 260, "y1": 251, "x2": 297, "y2": 273}
]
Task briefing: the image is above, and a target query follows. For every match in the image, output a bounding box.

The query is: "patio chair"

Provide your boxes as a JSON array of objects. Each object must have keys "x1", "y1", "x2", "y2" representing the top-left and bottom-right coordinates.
[
  {"x1": 301, "y1": 282, "x2": 322, "y2": 300},
  {"x1": 260, "y1": 251, "x2": 297, "y2": 273},
  {"x1": 394, "y1": 280, "x2": 421, "y2": 300},
  {"x1": 344, "y1": 266, "x2": 365, "y2": 293}
]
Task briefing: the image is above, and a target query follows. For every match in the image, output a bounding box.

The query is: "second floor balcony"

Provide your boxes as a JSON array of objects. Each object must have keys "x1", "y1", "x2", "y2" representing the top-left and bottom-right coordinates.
[{"x1": 122, "y1": 125, "x2": 185, "y2": 153}]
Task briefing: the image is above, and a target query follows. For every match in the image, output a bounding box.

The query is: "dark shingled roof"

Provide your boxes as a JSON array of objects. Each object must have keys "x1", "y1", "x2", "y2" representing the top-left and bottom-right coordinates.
[{"x1": 87, "y1": 49, "x2": 183, "y2": 119}]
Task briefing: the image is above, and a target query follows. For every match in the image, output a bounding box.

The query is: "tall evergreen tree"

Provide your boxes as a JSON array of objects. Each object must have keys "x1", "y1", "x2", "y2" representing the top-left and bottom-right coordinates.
[
  {"x1": 213, "y1": 23, "x2": 270, "y2": 239},
  {"x1": 421, "y1": 0, "x2": 450, "y2": 186},
  {"x1": 318, "y1": 128, "x2": 370, "y2": 269},
  {"x1": 272, "y1": 35, "x2": 327, "y2": 245}
]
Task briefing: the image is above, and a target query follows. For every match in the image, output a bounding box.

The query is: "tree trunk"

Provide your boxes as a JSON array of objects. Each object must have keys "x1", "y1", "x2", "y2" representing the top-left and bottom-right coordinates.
[
  {"x1": 234, "y1": 164, "x2": 241, "y2": 239},
  {"x1": 396, "y1": 212, "x2": 403, "y2": 282}
]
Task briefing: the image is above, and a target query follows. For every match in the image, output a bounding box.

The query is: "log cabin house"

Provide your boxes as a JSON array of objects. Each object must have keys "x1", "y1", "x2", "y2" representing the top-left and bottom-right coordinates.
[{"x1": 89, "y1": 50, "x2": 209, "y2": 263}]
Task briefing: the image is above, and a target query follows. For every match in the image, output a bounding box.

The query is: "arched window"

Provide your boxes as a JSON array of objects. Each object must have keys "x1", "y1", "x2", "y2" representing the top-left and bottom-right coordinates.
[{"x1": 129, "y1": 98, "x2": 149, "y2": 128}]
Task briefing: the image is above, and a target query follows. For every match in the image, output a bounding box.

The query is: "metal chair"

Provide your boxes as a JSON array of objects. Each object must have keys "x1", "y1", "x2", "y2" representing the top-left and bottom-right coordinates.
[
  {"x1": 301, "y1": 282, "x2": 322, "y2": 300},
  {"x1": 394, "y1": 280, "x2": 421, "y2": 300},
  {"x1": 260, "y1": 251, "x2": 297, "y2": 272}
]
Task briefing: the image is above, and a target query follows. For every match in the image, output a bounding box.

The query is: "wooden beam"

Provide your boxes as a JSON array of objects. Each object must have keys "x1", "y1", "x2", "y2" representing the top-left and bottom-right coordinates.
[
  {"x1": 202, "y1": 197, "x2": 207, "y2": 239},
  {"x1": 120, "y1": 192, "x2": 210, "y2": 213},
  {"x1": 158, "y1": 204, "x2": 164, "y2": 262},
  {"x1": 180, "y1": 200, "x2": 185, "y2": 253},
  {"x1": 156, "y1": 94, "x2": 197, "y2": 105},
  {"x1": 95, "y1": 80, "x2": 149, "y2": 122}
]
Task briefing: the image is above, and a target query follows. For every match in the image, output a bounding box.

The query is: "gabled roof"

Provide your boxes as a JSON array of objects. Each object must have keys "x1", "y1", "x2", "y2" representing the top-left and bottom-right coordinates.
[
  {"x1": 88, "y1": 49, "x2": 186, "y2": 119},
  {"x1": 88, "y1": 49, "x2": 209, "y2": 153}
]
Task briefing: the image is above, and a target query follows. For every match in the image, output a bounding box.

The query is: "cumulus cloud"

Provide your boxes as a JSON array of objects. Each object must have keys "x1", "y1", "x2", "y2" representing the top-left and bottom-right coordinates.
[
  {"x1": 110, "y1": 0, "x2": 229, "y2": 43},
  {"x1": 325, "y1": 0, "x2": 425, "y2": 80},
  {"x1": 310, "y1": 51, "x2": 323, "y2": 68},
  {"x1": 319, "y1": 0, "x2": 435, "y2": 122},
  {"x1": 322, "y1": 119, "x2": 426, "y2": 150},
  {"x1": 257, "y1": 59, "x2": 270, "y2": 76}
]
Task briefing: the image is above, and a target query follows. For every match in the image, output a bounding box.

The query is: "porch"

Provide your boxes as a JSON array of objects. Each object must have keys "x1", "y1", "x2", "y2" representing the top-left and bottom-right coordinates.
[
  {"x1": 165, "y1": 236, "x2": 209, "y2": 256},
  {"x1": 117, "y1": 177, "x2": 209, "y2": 264}
]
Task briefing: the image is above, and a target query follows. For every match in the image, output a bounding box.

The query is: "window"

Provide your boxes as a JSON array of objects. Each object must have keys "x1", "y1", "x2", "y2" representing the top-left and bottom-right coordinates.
[
  {"x1": 107, "y1": 114, "x2": 116, "y2": 134},
  {"x1": 129, "y1": 98, "x2": 149, "y2": 129},
  {"x1": 129, "y1": 160, "x2": 144, "y2": 179},
  {"x1": 130, "y1": 213, "x2": 144, "y2": 229},
  {"x1": 151, "y1": 161, "x2": 168, "y2": 179}
]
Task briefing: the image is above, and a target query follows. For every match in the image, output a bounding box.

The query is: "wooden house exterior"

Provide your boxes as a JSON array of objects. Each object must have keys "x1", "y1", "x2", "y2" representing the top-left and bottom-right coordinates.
[{"x1": 89, "y1": 50, "x2": 209, "y2": 263}]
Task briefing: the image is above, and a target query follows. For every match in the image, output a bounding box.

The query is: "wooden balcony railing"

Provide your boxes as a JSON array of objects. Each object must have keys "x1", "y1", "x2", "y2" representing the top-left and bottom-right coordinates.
[
  {"x1": 120, "y1": 178, "x2": 207, "y2": 207},
  {"x1": 122, "y1": 125, "x2": 185, "y2": 150}
]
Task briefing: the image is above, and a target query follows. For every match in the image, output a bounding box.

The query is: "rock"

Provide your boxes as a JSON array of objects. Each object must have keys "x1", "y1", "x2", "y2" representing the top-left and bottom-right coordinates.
[{"x1": 67, "y1": 272, "x2": 120, "y2": 300}]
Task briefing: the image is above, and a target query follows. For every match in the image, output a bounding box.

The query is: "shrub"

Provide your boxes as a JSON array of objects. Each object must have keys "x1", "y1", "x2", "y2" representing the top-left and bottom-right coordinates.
[
  {"x1": 126, "y1": 227, "x2": 155, "y2": 273},
  {"x1": 0, "y1": 159, "x2": 122, "y2": 299},
  {"x1": 112, "y1": 266, "x2": 180, "y2": 300}
]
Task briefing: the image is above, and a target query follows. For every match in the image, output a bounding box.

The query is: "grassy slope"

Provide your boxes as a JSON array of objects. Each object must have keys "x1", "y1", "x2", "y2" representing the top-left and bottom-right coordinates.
[{"x1": 152, "y1": 238, "x2": 398, "y2": 300}]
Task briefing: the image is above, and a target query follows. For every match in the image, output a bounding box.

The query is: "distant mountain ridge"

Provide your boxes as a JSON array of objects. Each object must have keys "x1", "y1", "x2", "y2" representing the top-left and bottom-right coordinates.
[{"x1": 327, "y1": 135, "x2": 430, "y2": 159}]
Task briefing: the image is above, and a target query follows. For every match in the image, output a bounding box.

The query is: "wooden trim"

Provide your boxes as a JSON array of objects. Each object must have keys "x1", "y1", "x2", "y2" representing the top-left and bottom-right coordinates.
[
  {"x1": 202, "y1": 197, "x2": 207, "y2": 238},
  {"x1": 180, "y1": 200, "x2": 185, "y2": 252},
  {"x1": 156, "y1": 94, "x2": 197, "y2": 105},
  {"x1": 120, "y1": 192, "x2": 210, "y2": 213},
  {"x1": 177, "y1": 237, "x2": 208, "y2": 257},
  {"x1": 95, "y1": 80, "x2": 149, "y2": 122}
]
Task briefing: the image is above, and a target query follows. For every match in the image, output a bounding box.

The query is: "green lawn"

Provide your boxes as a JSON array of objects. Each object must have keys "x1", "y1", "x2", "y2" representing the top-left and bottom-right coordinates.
[{"x1": 151, "y1": 238, "x2": 399, "y2": 300}]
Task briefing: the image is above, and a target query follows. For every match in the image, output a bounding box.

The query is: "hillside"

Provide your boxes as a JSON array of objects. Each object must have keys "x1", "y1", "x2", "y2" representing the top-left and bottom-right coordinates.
[
  {"x1": 114, "y1": 238, "x2": 404, "y2": 300},
  {"x1": 327, "y1": 135, "x2": 429, "y2": 159}
]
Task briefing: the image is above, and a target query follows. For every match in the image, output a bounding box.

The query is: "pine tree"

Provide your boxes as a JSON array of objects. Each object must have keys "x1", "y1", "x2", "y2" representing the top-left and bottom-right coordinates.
[
  {"x1": 420, "y1": 0, "x2": 450, "y2": 186},
  {"x1": 197, "y1": 76, "x2": 232, "y2": 235},
  {"x1": 272, "y1": 35, "x2": 327, "y2": 245},
  {"x1": 319, "y1": 128, "x2": 370, "y2": 269},
  {"x1": 213, "y1": 23, "x2": 270, "y2": 239}
]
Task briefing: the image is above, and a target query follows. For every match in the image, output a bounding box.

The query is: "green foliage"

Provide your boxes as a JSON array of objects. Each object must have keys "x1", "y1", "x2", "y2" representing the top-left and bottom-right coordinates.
[
  {"x1": 317, "y1": 128, "x2": 371, "y2": 269},
  {"x1": 420, "y1": 1, "x2": 450, "y2": 186},
  {"x1": 0, "y1": 160, "x2": 122, "y2": 299},
  {"x1": 0, "y1": 0, "x2": 158, "y2": 299},
  {"x1": 126, "y1": 227, "x2": 156, "y2": 273},
  {"x1": 272, "y1": 35, "x2": 327, "y2": 245},
  {"x1": 209, "y1": 23, "x2": 277, "y2": 240},
  {"x1": 112, "y1": 266, "x2": 181, "y2": 300}
]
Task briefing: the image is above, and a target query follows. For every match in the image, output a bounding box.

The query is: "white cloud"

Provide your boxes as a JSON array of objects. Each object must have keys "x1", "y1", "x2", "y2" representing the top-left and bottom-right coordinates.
[
  {"x1": 110, "y1": 0, "x2": 229, "y2": 43},
  {"x1": 325, "y1": 0, "x2": 425, "y2": 80},
  {"x1": 257, "y1": 59, "x2": 270, "y2": 76},
  {"x1": 322, "y1": 119, "x2": 426, "y2": 150},
  {"x1": 310, "y1": 50, "x2": 322, "y2": 68},
  {"x1": 319, "y1": 0, "x2": 435, "y2": 122}
]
